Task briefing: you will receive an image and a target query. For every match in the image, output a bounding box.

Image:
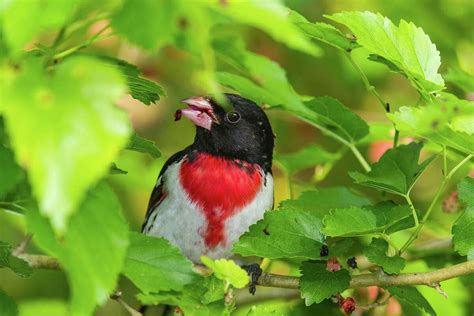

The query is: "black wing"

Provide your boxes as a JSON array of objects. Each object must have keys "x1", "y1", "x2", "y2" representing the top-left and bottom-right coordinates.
[{"x1": 141, "y1": 147, "x2": 190, "y2": 232}]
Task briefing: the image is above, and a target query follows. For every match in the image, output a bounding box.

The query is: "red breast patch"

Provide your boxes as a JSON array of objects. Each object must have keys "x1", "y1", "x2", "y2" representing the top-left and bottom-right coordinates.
[{"x1": 179, "y1": 152, "x2": 262, "y2": 248}]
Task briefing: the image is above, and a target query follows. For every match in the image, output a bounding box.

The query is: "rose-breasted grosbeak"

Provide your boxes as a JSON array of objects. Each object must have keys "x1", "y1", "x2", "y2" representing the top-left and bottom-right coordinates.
[{"x1": 142, "y1": 94, "x2": 274, "y2": 265}]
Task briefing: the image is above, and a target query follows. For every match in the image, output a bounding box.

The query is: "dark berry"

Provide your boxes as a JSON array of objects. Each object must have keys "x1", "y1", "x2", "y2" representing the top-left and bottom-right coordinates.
[
  {"x1": 339, "y1": 297, "x2": 356, "y2": 315},
  {"x1": 347, "y1": 257, "x2": 358, "y2": 269},
  {"x1": 326, "y1": 257, "x2": 341, "y2": 272},
  {"x1": 320, "y1": 244, "x2": 329, "y2": 257}
]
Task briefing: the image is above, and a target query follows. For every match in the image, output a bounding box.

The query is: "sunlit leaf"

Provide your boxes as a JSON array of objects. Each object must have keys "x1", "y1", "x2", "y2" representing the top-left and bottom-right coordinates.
[
  {"x1": 328, "y1": 11, "x2": 444, "y2": 94},
  {"x1": 201, "y1": 256, "x2": 248, "y2": 289},
  {"x1": 300, "y1": 261, "x2": 350, "y2": 305},
  {"x1": 289, "y1": 10, "x2": 358, "y2": 51},
  {"x1": 2, "y1": 56, "x2": 130, "y2": 233},
  {"x1": 26, "y1": 183, "x2": 129, "y2": 315},
  {"x1": 1, "y1": 0, "x2": 76, "y2": 53},
  {"x1": 123, "y1": 232, "x2": 197, "y2": 294},
  {"x1": 350, "y1": 142, "x2": 435, "y2": 195},
  {"x1": 208, "y1": 1, "x2": 322, "y2": 57},
  {"x1": 365, "y1": 238, "x2": 405, "y2": 274},
  {"x1": 388, "y1": 94, "x2": 474, "y2": 155},
  {"x1": 60, "y1": 183, "x2": 129, "y2": 315}
]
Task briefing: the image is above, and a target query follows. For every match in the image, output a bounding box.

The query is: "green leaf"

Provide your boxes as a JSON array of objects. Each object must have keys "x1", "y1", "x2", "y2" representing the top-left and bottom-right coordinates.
[
  {"x1": 327, "y1": 11, "x2": 444, "y2": 94},
  {"x1": 274, "y1": 145, "x2": 341, "y2": 175},
  {"x1": 0, "y1": 289, "x2": 17, "y2": 316},
  {"x1": 444, "y1": 67, "x2": 474, "y2": 93},
  {"x1": 109, "y1": 163, "x2": 128, "y2": 175},
  {"x1": 385, "y1": 286, "x2": 436, "y2": 316},
  {"x1": 0, "y1": 242, "x2": 33, "y2": 277},
  {"x1": 138, "y1": 276, "x2": 231, "y2": 316},
  {"x1": 111, "y1": 0, "x2": 179, "y2": 50},
  {"x1": 280, "y1": 187, "x2": 372, "y2": 218},
  {"x1": 289, "y1": 10, "x2": 358, "y2": 51},
  {"x1": 300, "y1": 261, "x2": 351, "y2": 305},
  {"x1": 123, "y1": 232, "x2": 196, "y2": 294},
  {"x1": 2, "y1": 56, "x2": 130, "y2": 233},
  {"x1": 350, "y1": 142, "x2": 435, "y2": 195},
  {"x1": 209, "y1": 1, "x2": 322, "y2": 57},
  {"x1": 452, "y1": 178, "x2": 474, "y2": 257},
  {"x1": 322, "y1": 202, "x2": 413, "y2": 237},
  {"x1": 1, "y1": 0, "x2": 76, "y2": 53},
  {"x1": 201, "y1": 256, "x2": 248, "y2": 288},
  {"x1": 388, "y1": 94, "x2": 474, "y2": 155},
  {"x1": 233, "y1": 208, "x2": 324, "y2": 259},
  {"x1": 18, "y1": 300, "x2": 68, "y2": 316},
  {"x1": 0, "y1": 144, "x2": 23, "y2": 198},
  {"x1": 60, "y1": 183, "x2": 129, "y2": 316},
  {"x1": 97, "y1": 56, "x2": 165, "y2": 105},
  {"x1": 365, "y1": 238, "x2": 405, "y2": 274},
  {"x1": 217, "y1": 44, "x2": 369, "y2": 146},
  {"x1": 125, "y1": 134, "x2": 162, "y2": 159},
  {"x1": 303, "y1": 96, "x2": 370, "y2": 143}
]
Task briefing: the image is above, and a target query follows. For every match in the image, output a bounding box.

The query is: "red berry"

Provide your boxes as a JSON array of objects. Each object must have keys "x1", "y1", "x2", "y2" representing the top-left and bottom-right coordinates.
[
  {"x1": 339, "y1": 297, "x2": 356, "y2": 314},
  {"x1": 326, "y1": 257, "x2": 341, "y2": 272}
]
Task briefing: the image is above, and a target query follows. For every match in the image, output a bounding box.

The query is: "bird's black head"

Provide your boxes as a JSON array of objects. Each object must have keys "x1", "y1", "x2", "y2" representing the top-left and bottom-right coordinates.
[{"x1": 175, "y1": 94, "x2": 274, "y2": 172}]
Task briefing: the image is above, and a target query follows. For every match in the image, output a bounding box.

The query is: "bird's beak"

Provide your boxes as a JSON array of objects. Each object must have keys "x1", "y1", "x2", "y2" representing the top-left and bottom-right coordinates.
[{"x1": 175, "y1": 96, "x2": 219, "y2": 130}]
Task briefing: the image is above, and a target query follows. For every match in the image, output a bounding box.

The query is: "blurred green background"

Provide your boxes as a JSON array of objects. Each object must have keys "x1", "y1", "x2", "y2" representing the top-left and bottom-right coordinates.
[{"x1": 1, "y1": 0, "x2": 473, "y2": 315}]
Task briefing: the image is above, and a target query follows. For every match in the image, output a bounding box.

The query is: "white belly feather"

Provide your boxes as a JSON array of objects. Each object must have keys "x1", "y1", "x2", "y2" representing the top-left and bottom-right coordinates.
[{"x1": 144, "y1": 161, "x2": 274, "y2": 263}]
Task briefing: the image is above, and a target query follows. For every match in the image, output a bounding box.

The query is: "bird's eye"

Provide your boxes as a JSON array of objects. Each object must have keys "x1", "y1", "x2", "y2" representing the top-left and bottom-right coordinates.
[{"x1": 225, "y1": 111, "x2": 241, "y2": 123}]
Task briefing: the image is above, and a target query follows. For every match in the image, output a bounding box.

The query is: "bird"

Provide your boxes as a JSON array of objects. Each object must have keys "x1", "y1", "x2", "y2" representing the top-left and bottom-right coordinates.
[{"x1": 141, "y1": 93, "x2": 274, "y2": 293}]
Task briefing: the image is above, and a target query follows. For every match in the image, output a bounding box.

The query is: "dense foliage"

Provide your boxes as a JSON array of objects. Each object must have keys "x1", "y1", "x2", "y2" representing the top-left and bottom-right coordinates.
[{"x1": 0, "y1": 0, "x2": 473, "y2": 315}]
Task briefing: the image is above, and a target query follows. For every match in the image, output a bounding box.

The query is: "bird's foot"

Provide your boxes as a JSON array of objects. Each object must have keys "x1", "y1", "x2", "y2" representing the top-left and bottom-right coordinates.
[{"x1": 242, "y1": 263, "x2": 262, "y2": 295}]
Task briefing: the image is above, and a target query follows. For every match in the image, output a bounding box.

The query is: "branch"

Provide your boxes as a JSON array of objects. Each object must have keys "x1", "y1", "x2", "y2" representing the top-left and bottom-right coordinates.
[
  {"x1": 258, "y1": 260, "x2": 474, "y2": 289},
  {"x1": 19, "y1": 254, "x2": 474, "y2": 291}
]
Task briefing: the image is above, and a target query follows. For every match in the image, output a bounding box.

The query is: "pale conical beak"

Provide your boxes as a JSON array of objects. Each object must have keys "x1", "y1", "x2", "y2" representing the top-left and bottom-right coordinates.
[{"x1": 175, "y1": 96, "x2": 218, "y2": 130}]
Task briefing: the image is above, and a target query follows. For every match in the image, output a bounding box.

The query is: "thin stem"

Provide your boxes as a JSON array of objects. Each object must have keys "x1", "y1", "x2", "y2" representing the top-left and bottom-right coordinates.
[
  {"x1": 399, "y1": 154, "x2": 473, "y2": 253},
  {"x1": 393, "y1": 130, "x2": 400, "y2": 148},
  {"x1": 348, "y1": 144, "x2": 371, "y2": 172},
  {"x1": 53, "y1": 24, "x2": 111, "y2": 60},
  {"x1": 404, "y1": 194, "x2": 419, "y2": 227},
  {"x1": 345, "y1": 52, "x2": 386, "y2": 111},
  {"x1": 447, "y1": 154, "x2": 472, "y2": 179},
  {"x1": 378, "y1": 233, "x2": 399, "y2": 253},
  {"x1": 295, "y1": 114, "x2": 371, "y2": 172},
  {"x1": 287, "y1": 173, "x2": 295, "y2": 199},
  {"x1": 443, "y1": 146, "x2": 448, "y2": 178}
]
